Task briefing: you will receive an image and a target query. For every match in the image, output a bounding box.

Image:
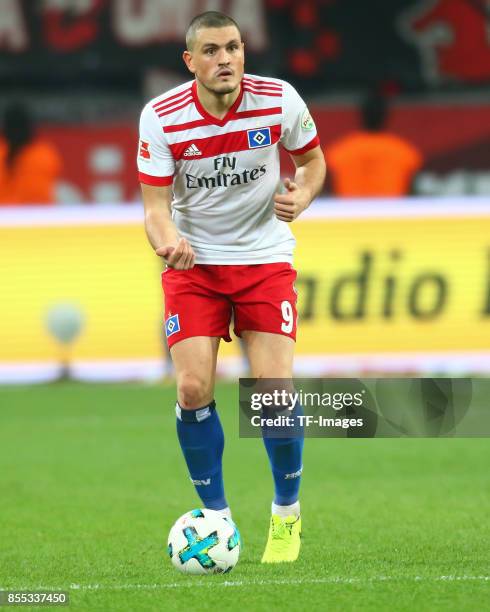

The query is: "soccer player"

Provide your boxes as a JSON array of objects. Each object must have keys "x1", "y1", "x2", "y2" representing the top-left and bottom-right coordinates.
[{"x1": 138, "y1": 11, "x2": 325, "y2": 563}]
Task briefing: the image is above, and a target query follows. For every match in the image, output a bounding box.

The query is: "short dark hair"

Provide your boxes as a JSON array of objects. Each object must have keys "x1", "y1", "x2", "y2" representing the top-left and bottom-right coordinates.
[
  {"x1": 186, "y1": 11, "x2": 241, "y2": 51},
  {"x1": 361, "y1": 93, "x2": 388, "y2": 131}
]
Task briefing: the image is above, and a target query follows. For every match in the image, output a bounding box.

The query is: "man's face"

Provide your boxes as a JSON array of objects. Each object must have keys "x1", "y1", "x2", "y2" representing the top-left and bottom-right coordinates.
[{"x1": 184, "y1": 26, "x2": 245, "y2": 95}]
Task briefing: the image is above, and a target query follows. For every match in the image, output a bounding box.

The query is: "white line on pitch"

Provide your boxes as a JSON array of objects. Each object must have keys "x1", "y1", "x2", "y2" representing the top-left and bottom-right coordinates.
[{"x1": 9, "y1": 576, "x2": 490, "y2": 592}]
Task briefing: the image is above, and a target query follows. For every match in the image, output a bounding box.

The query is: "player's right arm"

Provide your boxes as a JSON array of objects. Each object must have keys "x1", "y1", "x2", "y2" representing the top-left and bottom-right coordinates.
[
  {"x1": 141, "y1": 184, "x2": 195, "y2": 270},
  {"x1": 138, "y1": 101, "x2": 194, "y2": 270}
]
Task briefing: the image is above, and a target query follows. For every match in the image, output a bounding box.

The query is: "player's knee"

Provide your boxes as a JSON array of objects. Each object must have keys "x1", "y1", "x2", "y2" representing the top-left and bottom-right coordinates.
[{"x1": 177, "y1": 374, "x2": 212, "y2": 409}]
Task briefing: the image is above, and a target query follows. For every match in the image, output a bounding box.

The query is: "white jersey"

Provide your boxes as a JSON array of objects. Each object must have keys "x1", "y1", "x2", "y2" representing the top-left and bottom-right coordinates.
[{"x1": 137, "y1": 73, "x2": 319, "y2": 264}]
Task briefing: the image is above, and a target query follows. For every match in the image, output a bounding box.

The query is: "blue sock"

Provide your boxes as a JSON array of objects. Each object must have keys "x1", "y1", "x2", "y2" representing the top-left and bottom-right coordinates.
[
  {"x1": 176, "y1": 400, "x2": 227, "y2": 510},
  {"x1": 262, "y1": 401, "x2": 304, "y2": 506}
]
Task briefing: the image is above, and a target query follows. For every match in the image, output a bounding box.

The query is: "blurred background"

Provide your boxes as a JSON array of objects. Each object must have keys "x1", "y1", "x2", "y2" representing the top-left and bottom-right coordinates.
[{"x1": 1, "y1": 0, "x2": 489, "y2": 382}]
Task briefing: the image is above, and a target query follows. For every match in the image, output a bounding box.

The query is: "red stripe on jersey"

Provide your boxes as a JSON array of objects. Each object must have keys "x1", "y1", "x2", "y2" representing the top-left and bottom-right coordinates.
[
  {"x1": 242, "y1": 83, "x2": 282, "y2": 93},
  {"x1": 242, "y1": 87, "x2": 282, "y2": 94},
  {"x1": 164, "y1": 108, "x2": 283, "y2": 133},
  {"x1": 157, "y1": 98, "x2": 194, "y2": 117},
  {"x1": 243, "y1": 77, "x2": 282, "y2": 90},
  {"x1": 155, "y1": 94, "x2": 192, "y2": 113},
  {"x1": 284, "y1": 135, "x2": 320, "y2": 156},
  {"x1": 233, "y1": 107, "x2": 282, "y2": 119},
  {"x1": 138, "y1": 172, "x2": 173, "y2": 186},
  {"x1": 155, "y1": 94, "x2": 192, "y2": 114},
  {"x1": 163, "y1": 119, "x2": 210, "y2": 133},
  {"x1": 153, "y1": 88, "x2": 192, "y2": 110},
  {"x1": 169, "y1": 124, "x2": 281, "y2": 160},
  {"x1": 242, "y1": 87, "x2": 282, "y2": 97}
]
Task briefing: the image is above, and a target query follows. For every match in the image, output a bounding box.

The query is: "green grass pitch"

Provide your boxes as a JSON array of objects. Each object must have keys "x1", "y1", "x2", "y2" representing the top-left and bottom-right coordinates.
[{"x1": 0, "y1": 382, "x2": 489, "y2": 611}]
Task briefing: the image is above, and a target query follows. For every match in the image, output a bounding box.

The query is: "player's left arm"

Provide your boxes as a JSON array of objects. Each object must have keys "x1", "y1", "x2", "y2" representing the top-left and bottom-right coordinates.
[{"x1": 274, "y1": 146, "x2": 326, "y2": 223}]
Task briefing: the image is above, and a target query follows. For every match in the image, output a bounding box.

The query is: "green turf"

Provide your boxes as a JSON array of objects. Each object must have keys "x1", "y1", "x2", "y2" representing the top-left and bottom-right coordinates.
[{"x1": 0, "y1": 382, "x2": 489, "y2": 611}]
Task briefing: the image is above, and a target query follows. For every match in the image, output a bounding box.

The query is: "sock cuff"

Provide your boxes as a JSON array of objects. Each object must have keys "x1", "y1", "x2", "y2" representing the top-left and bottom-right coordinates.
[
  {"x1": 176, "y1": 400, "x2": 216, "y2": 423},
  {"x1": 272, "y1": 500, "x2": 300, "y2": 517}
]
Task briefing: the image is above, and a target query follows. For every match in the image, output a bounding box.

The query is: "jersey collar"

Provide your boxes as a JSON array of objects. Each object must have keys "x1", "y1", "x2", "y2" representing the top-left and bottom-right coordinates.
[{"x1": 192, "y1": 80, "x2": 244, "y2": 127}]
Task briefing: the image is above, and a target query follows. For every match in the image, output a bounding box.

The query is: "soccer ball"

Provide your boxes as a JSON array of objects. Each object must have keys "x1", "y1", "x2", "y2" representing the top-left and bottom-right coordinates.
[{"x1": 167, "y1": 509, "x2": 241, "y2": 575}]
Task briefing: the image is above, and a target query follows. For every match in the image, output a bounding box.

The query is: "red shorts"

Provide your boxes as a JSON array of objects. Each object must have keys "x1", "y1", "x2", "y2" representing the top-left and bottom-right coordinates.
[{"x1": 162, "y1": 263, "x2": 298, "y2": 349}]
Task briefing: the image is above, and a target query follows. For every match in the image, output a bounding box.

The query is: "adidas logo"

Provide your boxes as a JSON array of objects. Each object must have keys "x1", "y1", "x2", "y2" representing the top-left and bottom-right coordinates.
[
  {"x1": 183, "y1": 144, "x2": 202, "y2": 157},
  {"x1": 284, "y1": 466, "x2": 303, "y2": 480}
]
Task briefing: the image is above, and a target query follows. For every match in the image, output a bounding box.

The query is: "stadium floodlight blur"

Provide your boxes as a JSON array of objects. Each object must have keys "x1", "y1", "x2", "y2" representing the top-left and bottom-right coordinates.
[{"x1": 45, "y1": 303, "x2": 85, "y2": 380}]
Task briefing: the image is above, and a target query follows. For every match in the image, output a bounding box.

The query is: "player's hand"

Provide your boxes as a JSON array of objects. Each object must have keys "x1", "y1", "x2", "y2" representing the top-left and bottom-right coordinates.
[
  {"x1": 273, "y1": 178, "x2": 310, "y2": 223},
  {"x1": 156, "y1": 237, "x2": 195, "y2": 270}
]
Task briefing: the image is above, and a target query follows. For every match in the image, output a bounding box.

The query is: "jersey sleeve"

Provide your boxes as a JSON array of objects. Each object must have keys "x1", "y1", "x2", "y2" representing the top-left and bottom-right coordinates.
[
  {"x1": 137, "y1": 103, "x2": 175, "y2": 186},
  {"x1": 280, "y1": 82, "x2": 320, "y2": 155}
]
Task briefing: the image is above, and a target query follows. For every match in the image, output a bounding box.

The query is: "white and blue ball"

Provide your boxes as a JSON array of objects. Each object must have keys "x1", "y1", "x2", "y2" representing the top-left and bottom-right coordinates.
[{"x1": 167, "y1": 509, "x2": 241, "y2": 575}]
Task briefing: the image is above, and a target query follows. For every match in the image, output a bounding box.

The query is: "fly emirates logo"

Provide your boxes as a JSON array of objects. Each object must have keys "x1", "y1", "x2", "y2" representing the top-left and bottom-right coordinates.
[{"x1": 185, "y1": 156, "x2": 266, "y2": 189}]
